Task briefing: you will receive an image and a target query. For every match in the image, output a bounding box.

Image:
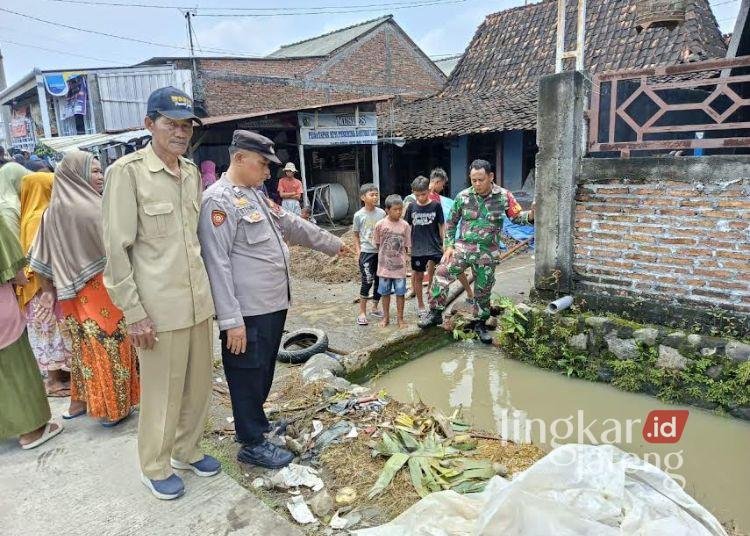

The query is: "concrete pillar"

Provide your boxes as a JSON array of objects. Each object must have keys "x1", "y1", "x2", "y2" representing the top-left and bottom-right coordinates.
[
  {"x1": 534, "y1": 71, "x2": 590, "y2": 294},
  {"x1": 35, "y1": 74, "x2": 52, "y2": 139},
  {"x1": 450, "y1": 135, "x2": 468, "y2": 198},
  {"x1": 371, "y1": 143, "x2": 380, "y2": 190}
]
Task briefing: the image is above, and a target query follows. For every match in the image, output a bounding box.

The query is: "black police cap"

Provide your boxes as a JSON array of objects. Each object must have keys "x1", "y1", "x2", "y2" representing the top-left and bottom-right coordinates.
[
  {"x1": 146, "y1": 87, "x2": 202, "y2": 125},
  {"x1": 231, "y1": 130, "x2": 281, "y2": 164}
]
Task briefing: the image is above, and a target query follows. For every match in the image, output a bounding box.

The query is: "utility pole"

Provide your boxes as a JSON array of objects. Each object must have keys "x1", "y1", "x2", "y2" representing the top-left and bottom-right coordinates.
[
  {"x1": 184, "y1": 10, "x2": 198, "y2": 84},
  {"x1": 0, "y1": 46, "x2": 10, "y2": 148},
  {"x1": 183, "y1": 9, "x2": 203, "y2": 108}
]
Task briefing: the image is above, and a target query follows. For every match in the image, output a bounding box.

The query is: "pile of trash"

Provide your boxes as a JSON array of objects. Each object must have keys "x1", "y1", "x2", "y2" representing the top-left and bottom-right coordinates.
[
  {"x1": 288, "y1": 229, "x2": 360, "y2": 284},
  {"x1": 220, "y1": 372, "x2": 544, "y2": 532}
]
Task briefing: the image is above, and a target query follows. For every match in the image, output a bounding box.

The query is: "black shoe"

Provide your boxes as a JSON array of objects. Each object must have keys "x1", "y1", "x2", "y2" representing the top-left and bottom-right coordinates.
[
  {"x1": 474, "y1": 322, "x2": 494, "y2": 344},
  {"x1": 237, "y1": 440, "x2": 294, "y2": 469},
  {"x1": 418, "y1": 310, "x2": 443, "y2": 329}
]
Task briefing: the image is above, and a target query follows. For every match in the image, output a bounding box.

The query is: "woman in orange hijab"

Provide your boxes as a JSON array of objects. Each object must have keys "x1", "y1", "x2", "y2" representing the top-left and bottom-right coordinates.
[{"x1": 18, "y1": 171, "x2": 73, "y2": 397}]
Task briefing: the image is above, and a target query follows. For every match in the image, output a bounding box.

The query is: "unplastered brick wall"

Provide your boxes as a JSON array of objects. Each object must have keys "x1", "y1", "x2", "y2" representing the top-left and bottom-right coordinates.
[{"x1": 573, "y1": 177, "x2": 750, "y2": 315}]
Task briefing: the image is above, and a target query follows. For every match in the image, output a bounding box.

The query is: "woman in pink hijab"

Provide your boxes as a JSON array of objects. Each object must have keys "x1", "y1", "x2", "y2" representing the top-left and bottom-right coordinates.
[{"x1": 200, "y1": 160, "x2": 217, "y2": 190}]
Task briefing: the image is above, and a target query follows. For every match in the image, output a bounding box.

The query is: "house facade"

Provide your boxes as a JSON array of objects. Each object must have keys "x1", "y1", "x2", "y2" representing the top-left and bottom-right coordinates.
[
  {"x1": 380, "y1": 0, "x2": 728, "y2": 200},
  {"x1": 143, "y1": 15, "x2": 445, "y2": 117}
]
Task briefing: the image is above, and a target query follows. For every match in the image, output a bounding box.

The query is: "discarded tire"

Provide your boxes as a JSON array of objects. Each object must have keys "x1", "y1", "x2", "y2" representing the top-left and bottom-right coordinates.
[{"x1": 277, "y1": 328, "x2": 329, "y2": 364}]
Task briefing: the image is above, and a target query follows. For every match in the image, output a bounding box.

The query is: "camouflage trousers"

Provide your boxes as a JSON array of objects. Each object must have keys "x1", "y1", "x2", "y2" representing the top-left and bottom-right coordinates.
[{"x1": 429, "y1": 249, "x2": 496, "y2": 320}]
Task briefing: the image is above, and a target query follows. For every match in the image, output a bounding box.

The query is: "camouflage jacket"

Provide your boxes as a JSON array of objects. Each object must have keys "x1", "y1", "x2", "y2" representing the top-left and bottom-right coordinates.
[{"x1": 445, "y1": 183, "x2": 530, "y2": 253}]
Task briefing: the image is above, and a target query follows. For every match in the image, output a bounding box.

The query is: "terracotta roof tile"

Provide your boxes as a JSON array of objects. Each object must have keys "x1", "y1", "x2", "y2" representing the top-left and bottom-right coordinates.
[{"x1": 386, "y1": 0, "x2": 727, "y2": 139}]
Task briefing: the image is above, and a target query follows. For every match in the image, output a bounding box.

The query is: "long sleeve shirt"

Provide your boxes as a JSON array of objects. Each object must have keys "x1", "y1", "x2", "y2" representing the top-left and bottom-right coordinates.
[
  {"x1": 198, "y1": 175, "x2": 342, "y2": 331},
  {"x1": 101, "y1": 144, "x2": 215, "y2": 332},
  {"x1": 445, "y1": 184, "x2": 531, "y2": 253}
]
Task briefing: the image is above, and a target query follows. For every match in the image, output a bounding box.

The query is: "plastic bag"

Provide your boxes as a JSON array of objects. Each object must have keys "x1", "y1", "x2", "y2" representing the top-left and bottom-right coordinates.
[{"x1": 355, "y1": 444, "x2": 727, "y2": 536}]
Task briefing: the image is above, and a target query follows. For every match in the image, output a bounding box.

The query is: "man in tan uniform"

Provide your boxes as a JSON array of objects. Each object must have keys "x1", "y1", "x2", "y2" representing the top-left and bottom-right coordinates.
[{"x1": 102, "y1": 87, "x2": 220, "y2": 500}]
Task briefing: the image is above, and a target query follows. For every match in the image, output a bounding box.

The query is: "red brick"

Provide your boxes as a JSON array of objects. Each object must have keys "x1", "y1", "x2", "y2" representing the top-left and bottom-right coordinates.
[
  {"x1": 624, "y1": 252, "x2": 657, "y2": 263},
  {"x1": 659, "y1": 237, "x2": 695, "y2": 245},
  {"x1": 707, "y1": 280, "x2": 748, "y2": 291},
  {"x1": 657, "y1": 257, "x2": 694, "y2": 266},
  {"x1": 595, "y1": 187, "x2": 629, "y2": 194},
  {"x1": 630, "y1": 187, "x2": 661, "y2": 195},
  {"x1": 679, "y1": 199, "x2": 713, "y2": 209},
  {"x1": 692, "y1": 289, "x2": 731, "y2": 300},
  {"x1": 606, "y1": 214, "x2": 639, "y2": 223},
  {"x1": 717, "y1": 200, "x2": 750, "y2": 209},
  {"x1": 703, "y1": 210, "x2": 739, "y2": 218},
  {"x1": 659, "y1": 208, "x2": 697, "y2": 217},
  {"x1": 639, "y1": 245, "x2": 675, "y2": 255},
  {"x1": 693, "y1": 268, "x2": 734, "y2": 278},
  {"x1": 680, "y1": 248, "x2": 713, "y2": 257}
]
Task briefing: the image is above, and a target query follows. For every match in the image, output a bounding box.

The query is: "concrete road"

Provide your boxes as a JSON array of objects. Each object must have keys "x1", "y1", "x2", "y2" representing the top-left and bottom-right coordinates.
[{"x1": 0, "y1": 397, "x2": 303, "y2": 536}]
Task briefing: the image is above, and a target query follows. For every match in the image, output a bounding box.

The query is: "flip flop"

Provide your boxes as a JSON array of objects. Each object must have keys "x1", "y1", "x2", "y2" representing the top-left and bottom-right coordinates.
[
  {"x1": 101, "y1": 408, "x2": 135, "y2": 428},
  {"x1": 20, "y1": 421, "x2": 64, "y2": 450},
  {"x1": 356, "y1": 315, "x2": 369, "y2": 326},
  {"x1": 46, "y1": 388, "x2": 71, "y2": 398},
  {"x1": 62, "y1": 408, "x2": 87, "y2": 420}
]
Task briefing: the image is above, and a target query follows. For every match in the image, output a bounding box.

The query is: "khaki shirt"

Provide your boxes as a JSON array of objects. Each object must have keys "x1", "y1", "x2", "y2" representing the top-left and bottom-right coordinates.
[
  {"x1": 102, "y1": 144, "x2": 215, "y2": 332},
  {"x1": 198, "y1": 175, "x2": 341, "y2": 330}
]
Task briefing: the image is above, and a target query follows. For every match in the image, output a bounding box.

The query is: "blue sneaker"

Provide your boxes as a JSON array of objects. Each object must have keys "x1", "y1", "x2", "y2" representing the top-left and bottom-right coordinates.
[
  {"x1": 170, "y1": 455, "x2": 221, "y2": 477},
  {"x1": 140, "y1": 473, "x2": 185, "y2": 500}
]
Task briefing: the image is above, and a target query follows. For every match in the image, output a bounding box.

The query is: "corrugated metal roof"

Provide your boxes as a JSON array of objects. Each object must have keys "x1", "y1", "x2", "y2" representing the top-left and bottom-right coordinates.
[
  {"x1": 38, "y1": 129, "x2": 151, "y2": 153},
  {"x1": 266, "y1": 15, "x2": 391, "y2": 58},
  {"x1": 201, "y1": 94, "x2": 394, "y2": 126}
]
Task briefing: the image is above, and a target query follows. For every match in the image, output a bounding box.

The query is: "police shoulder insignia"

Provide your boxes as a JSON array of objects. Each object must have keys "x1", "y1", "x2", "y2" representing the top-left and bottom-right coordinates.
[{"x1": 211, "y1": 210, "x2": 227, "y2": 227}]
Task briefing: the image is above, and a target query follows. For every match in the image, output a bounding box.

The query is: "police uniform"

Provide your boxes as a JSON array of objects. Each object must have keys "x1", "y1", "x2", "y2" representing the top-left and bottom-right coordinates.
[{"x1": 198, "y1": 131, "x2": 342, "y2": 459}]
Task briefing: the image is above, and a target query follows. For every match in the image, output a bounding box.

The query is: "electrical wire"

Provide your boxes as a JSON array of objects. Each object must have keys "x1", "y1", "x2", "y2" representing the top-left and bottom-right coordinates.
[
  {"x1": 0, "y1": 38, "x2": 132, "y2": 64},
  {"x1": 39, "y1": 0, "x2": 465, "y2": 11},
  {"x1": 0, "y1": 6, "x2": 256, "y2": 56},
  {"x1": 196, "y1": 1, "x2": 466, "y2": 18}
]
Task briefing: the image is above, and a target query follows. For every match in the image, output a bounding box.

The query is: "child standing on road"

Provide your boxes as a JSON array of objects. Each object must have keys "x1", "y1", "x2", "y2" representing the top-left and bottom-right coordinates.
[
  {"x1": 404, "y1": 176, "x2": 444, "y2": 316},
  {"x1": 352, "y1": 183, "x2": 386, "y2": 326},
  {"x1": 373, "y1": 195, "x2": 411, "y2": 328}
]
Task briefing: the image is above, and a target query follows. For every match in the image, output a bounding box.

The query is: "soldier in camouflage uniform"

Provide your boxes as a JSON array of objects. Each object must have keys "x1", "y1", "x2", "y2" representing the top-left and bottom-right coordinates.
[{"x1": 418, "y1": 159, "x2": 534, "y2": 343}]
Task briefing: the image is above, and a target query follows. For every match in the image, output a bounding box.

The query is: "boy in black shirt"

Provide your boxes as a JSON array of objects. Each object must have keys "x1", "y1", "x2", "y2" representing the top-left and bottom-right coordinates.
[{"x1": 404, "y1": 176, "x2": 444, "y2": 316}]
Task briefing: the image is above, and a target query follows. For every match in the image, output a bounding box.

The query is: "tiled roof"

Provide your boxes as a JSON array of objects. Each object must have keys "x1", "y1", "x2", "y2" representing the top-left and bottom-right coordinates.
[
  {"x1": 267, "y1": 15, "x2": 392, "y2": 58},
  {"x1": 388, "y1": 0, "x2": 727, "y2": 139}
]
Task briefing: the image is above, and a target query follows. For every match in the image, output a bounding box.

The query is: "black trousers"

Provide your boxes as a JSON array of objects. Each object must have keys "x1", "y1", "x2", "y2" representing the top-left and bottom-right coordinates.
[{"x1": 221, "y1": 309, "x2": 288, "y2": 446}]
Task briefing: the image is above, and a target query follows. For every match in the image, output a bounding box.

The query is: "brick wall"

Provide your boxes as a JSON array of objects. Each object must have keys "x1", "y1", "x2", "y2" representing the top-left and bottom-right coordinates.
[
  {"x1": 573, "y1": 177, "x2": 750, "y2": 315},
  {"x1": 192, "y1": 21, "x2": 443, "y2": 116},
  {"x1": 198, "y1": 58, "x2": 321, "y2": 78},
  {"x1": 322, "y1": 26, "x2": 444, "y2": 94}
]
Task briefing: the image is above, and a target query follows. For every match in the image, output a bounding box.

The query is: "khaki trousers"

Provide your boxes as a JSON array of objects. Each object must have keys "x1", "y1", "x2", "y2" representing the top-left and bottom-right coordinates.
[{"x1": 137, "y1": 317, "x2": 213, "y2": 480}]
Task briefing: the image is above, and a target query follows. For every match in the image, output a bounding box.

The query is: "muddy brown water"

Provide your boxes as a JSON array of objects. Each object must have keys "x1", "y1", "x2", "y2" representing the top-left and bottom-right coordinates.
[{"x1": 371, "y1": 342, "x2": 750, "y2": 531}]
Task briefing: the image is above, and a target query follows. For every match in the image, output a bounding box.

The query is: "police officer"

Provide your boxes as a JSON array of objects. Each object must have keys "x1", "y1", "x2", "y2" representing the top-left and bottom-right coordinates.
[{"x1": 198, "y1": 130, "x2": 346, "y2": 469}]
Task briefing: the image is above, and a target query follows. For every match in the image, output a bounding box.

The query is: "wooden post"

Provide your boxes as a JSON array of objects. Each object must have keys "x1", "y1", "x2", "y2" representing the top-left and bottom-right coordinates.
[{"x1": 298, "y1": 143, "x2": 308, "y2": 206}]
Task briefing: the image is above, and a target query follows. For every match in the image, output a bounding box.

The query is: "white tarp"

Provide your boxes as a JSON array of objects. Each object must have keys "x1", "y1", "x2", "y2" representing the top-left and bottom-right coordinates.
[
  {"x1": 355, "y1": 444, "x2": 727, "y2": 536},
  {"x1": 298, "y1": 111, "x2": 377, "y2": 146}
]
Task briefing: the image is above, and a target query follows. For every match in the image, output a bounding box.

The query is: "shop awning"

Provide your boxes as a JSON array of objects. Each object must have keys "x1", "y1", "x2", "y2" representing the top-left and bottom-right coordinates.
[{"x1": 37, "y1": 129, "x2": 151, "y2": 153}]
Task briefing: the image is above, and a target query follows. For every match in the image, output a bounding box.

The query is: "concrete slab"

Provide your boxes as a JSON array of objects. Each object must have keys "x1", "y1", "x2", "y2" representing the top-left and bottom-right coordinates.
[{"x1": 0, "y1": 398, "x2": 303, "y2": 536}]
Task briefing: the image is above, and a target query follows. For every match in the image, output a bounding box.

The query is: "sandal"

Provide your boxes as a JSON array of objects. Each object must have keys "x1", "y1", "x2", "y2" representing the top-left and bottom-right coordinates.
[
  {"x1": 356, "y1": 315, "x2": 369, "y2": 326},
  {"x1": 20, "y1": 421, "x2": 64, "y2": 450},
  {"x1": 62, "y1": 408, "x2": 87, "y2": 420},
  {"x1": 101, "y1": 407, "x2": 135, "y2": 428}
]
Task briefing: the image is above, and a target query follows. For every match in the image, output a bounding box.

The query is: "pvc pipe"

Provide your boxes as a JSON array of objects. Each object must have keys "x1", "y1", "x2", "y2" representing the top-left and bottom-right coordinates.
[{"x1": 547, "y1": 295, "x2": 574, "y2": 313}]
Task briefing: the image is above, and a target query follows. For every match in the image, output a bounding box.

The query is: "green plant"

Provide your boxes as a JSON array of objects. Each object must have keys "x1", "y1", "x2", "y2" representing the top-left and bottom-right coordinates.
[{"x1": 493, "y1": 296, "x2": 527, "y2": 344}]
